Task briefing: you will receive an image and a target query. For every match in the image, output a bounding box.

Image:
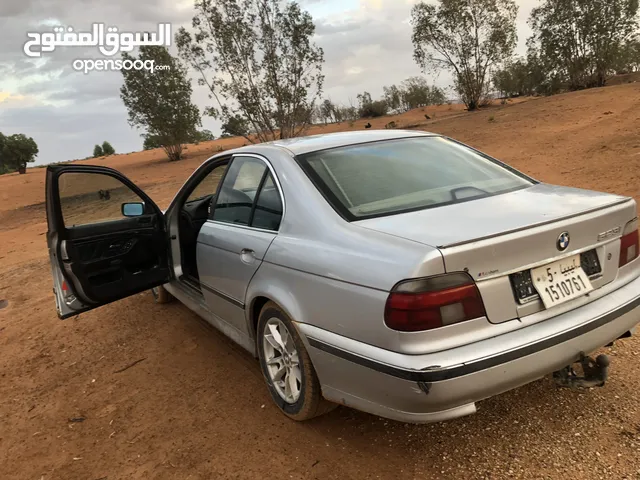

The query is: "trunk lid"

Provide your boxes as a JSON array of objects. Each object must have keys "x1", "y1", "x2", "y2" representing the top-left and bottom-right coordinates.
[
  {"x1": 354, "y1": 183, "x2": 630, "y2": 250},
  {"x1": 355, "y1": 183, "x2": 636, "y2": 323}
]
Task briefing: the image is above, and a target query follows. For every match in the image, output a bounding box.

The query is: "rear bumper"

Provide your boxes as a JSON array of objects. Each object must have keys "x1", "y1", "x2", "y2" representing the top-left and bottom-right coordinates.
[{"x1": 299, "y1": 273, "x2": 640, "y2": 423}]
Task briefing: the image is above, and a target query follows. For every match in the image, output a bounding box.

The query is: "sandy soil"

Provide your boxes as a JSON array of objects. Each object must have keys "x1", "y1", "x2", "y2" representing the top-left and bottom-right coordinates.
[{"x1": 1, "y1": 83, "x2": 640, "y2": 480}]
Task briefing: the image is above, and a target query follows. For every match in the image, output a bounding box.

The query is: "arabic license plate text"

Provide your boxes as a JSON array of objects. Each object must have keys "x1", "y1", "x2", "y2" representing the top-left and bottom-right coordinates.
[{"x1": 531, "y1": 255, "x2": 594, "y2": 309}]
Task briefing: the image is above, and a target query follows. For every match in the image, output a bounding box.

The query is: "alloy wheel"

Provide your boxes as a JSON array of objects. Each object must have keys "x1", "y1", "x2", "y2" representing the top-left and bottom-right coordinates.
[{"x1": 262, "y1": 318, "x2": 302, "y2": 404}]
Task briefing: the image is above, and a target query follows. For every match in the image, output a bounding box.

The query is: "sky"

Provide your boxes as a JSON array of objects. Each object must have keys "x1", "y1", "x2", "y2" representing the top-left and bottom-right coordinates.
[{"x1": 0, "y1": 0, "x2": 539, "y2": 166}]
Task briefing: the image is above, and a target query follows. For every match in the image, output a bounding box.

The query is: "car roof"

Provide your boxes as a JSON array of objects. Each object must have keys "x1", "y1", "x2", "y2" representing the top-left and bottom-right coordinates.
[{"x1": 257, "y1": 129, "x2": 437, "y2": 156}]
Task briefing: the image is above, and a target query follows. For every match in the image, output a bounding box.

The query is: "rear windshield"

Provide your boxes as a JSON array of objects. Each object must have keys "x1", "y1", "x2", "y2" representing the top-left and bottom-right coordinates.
[{"x1": 298, "y1": 136, "x2": 534, "y2": 220}]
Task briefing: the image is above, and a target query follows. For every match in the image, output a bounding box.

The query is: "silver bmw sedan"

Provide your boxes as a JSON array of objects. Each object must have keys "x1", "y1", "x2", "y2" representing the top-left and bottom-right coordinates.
[{"x1": 46, "y1": 130, "x2": 640, "y2": 423}]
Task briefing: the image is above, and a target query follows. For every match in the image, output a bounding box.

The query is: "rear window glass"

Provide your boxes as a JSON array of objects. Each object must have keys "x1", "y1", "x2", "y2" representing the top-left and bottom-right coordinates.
[{"x1": 298, "y1": 136, "x2": 533, "y2": 219}]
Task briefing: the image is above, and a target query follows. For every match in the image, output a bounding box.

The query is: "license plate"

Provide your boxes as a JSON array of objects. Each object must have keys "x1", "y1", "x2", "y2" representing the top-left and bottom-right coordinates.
[{"x1": 531, "y1": 254, "x2": 594, "y2": 309}]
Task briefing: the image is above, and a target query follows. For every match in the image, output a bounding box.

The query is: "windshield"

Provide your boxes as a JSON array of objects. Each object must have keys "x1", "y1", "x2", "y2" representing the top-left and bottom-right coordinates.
[{"x1": 298, "y1": 136, "x2": 534, "y2": 220}]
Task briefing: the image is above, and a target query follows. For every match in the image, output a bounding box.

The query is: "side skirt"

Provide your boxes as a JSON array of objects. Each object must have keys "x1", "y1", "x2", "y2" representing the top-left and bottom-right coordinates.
[{"x1": 164, "y1": 280, "x2": 256, "y2": 356}]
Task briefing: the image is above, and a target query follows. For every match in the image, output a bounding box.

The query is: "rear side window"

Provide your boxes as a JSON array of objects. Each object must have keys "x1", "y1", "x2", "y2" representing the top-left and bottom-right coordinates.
[
  {"x1": 211, "y1": 156, "x2": 283, "y2": 231},
  {"x1": 252, "y1": 174, "x2": 283, "y2": 231},
  {"x1": 212, "y1": 157, "x2": 266, "y2": 226},
  {"x1": 187, "y1": 164, "x2": 227, "y2": 203},
  {"x1": 298, "y1": 136, "x2": 533, "y2": 220}
]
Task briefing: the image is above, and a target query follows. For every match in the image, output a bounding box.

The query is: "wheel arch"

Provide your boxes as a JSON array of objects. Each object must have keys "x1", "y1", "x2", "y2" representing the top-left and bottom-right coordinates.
[{"x1": 245, "y1": 274, "x2": 307, "y2": 343}]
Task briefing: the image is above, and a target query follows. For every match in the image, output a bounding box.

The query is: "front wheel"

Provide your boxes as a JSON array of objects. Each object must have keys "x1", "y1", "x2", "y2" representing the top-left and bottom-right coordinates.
[{"x1": 257, "y1": 301, "x2": 336, "y2": 421}]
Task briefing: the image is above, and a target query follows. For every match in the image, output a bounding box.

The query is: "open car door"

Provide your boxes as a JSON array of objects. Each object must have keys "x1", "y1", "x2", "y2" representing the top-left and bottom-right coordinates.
[{"x1": 46, "y1": 165, "x2": 171, "y2": 319}]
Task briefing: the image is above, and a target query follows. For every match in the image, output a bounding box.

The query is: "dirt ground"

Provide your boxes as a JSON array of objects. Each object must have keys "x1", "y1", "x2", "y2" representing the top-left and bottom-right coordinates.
[{"x1": 1, "y1": 83, "x2": 640, "y2": 480}]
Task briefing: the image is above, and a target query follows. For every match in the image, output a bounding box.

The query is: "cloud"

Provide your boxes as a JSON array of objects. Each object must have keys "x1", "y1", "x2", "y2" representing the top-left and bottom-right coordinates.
[
  {"x1": 0, "y1": 92, "x2": 42, "y2": 108},
  {"x1": 0, "y1": 0, "x2": 539, "y2": 166}
]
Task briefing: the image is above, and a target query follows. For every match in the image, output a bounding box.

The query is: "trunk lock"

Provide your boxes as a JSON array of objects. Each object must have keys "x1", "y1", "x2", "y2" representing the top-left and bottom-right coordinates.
[{"x1": 553, "y1": 352, "x2": 609, "y2": 389}]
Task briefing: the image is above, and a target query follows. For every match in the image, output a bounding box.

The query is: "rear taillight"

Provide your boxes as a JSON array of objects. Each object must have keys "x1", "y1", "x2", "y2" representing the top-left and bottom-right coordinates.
[
  {"x1": 384, "y1": 273, "x2": 487, "y2": 332},
  {"x1": 619, "y1": 218, "x2": 639, "y2": 268}
]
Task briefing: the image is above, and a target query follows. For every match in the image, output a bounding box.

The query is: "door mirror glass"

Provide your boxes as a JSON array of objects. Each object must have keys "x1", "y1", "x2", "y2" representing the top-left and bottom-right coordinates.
[{"x1": 122, "y1": 202, "x2": 145, "y2": 217}]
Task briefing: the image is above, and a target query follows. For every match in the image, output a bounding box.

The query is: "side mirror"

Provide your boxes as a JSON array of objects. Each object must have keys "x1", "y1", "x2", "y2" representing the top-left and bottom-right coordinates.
[{"x1": 121, "y1": 202, "x2": 145, "y2": 217}]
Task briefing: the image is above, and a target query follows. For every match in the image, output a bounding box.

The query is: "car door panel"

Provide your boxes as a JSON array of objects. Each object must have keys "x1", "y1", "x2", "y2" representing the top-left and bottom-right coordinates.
[
  {"x1": 195, "y1": 154, "x2": 284, "y2": 335},
  {"x1": 46, "y1": 165, "x2": 171, "y2": 319},
  {"x1": 63, "y1": 228, "x2": 167, "y2": 302},
  {"x1": 65, "y1": 214, "x2": 157, "y2": 238},
  {"x1": 197, "y1": 221, "x2": 276, "y2": 334}
]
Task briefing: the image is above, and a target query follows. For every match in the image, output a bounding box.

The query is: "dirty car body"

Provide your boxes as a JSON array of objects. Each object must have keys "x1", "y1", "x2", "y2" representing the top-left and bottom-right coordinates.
[{"x1": 45, "y1": 130, "x2": 640, "y2": 423}]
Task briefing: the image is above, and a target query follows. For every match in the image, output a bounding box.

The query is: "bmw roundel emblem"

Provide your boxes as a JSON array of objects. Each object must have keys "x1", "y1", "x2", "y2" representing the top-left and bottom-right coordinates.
[{"x1": 557, "y1": 231, "x2": 570, "y2": 251}]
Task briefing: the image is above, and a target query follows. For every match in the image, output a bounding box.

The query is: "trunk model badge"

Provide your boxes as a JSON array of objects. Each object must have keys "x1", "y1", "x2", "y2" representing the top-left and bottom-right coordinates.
[
  {"x1": 597, "y1": 226, "x2": 621, "y2": 242},
  {"x1": 557, "y1": 231, "x2": 570, "y2": 251},
  {"x1": 478, "y1": 269, "x2": 499, "y2": 278}
]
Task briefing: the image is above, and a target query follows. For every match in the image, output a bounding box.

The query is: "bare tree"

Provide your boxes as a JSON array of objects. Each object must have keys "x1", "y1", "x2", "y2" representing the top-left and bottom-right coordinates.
[
  {"x1": 176, "y1": 0, "x2": 324, "y2": 143},
  {"x1": 411, "y1": 0, "x2": 518, "y2": 110}
]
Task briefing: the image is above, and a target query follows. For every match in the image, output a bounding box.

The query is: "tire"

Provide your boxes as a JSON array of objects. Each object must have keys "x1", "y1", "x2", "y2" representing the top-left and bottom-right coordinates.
[
  {"x1": 151, "y1": 285, "x2": 173, "y2": 304},
  {"x1": 257, "y1": 301, "x2": 336, "y2": 421}
]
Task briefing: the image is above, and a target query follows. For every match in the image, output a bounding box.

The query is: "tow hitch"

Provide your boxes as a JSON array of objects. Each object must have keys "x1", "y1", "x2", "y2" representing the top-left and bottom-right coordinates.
[{"x1": 553, "y1": 353, "x2": 610, "y2": 389}]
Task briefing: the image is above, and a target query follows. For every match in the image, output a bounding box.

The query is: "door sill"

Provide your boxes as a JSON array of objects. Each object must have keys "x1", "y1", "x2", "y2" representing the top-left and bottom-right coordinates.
[{"x1": 179, "y1": 274, "x2": 202, "y2": 294}]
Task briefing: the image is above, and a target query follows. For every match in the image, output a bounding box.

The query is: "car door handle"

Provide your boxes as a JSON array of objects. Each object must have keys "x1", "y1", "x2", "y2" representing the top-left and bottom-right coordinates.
[{"x1": 240, "y1": 248, "x2": 256, "y2": 264}]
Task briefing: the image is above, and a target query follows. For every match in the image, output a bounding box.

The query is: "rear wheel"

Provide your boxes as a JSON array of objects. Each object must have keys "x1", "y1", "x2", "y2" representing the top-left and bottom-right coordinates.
[
  {"x1": 257, "y1": 301, "x2": 336, "y2": 421},
  {"x1": 151, "y1": 285, "x2": 173, "y2": 304}
]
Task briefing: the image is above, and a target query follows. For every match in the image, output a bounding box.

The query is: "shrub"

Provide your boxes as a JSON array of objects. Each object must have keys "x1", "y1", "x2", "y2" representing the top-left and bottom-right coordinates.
[
  {"x1": 102, "y1": 141, "x2": 115, "y2": 156},
  {"x1": 194, "y1": 129, "x2": 215, "y2": 142},
  {"x1": 120, "y1": 46, "x2": 201, "y2": 162},
  {"x1": 0, "y1": 133, "x2": 39, "y2": 174},
  {"x1": 93, "y1": 144, "x2": 103, "y2": 157},
  {"x1": 360, "y1": 100, "x2": 388, "y2": 118},
  {"x1": 221, "y1": 115, "x2": 249, "y2": 138}
]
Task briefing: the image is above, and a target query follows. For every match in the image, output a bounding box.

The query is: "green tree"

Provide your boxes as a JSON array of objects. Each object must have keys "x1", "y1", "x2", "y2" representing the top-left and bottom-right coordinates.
[
  {"x1": 522, "y1": 45, "x2": 565, "y2": 95},
  {"x1": 383, "y1": 78, "x2": 446, "y2": 113},
  {"x1": 528, "y1": 0, "x2": 639, "y2": 90},
  {"x1": 357, "y1": 92, "x2": 389, "y2": 118},
  {"x1": 0, "y1": 133, "x2": 7, "y2": 174},
  {"x1": 627, "y1": 37, "x2": 640, "y2": 72},
  {"x1": 314, "y1": 99, "x2": 342, "y2": 124},
  {"x1": 120, "y1": 46, "x2": 201, "y2": 161},
  {"x1": 1, "y1": 134, "x2": 39, "y2": 174},
  {"x1": 193, "y1": 129, "x2": 216, "y2": 142},
  {"x1": 492, "y1": 58, "x2": 536, "y2": 97},
  {"x1": 383, "y1": 85, "x2": 403, "y2": 111},
  {"x1": 144, "y1": 129, "x2": 215, "y2": 148},
  {"x1": 221, "y1": 115, "x2": 250, "y2": 138},
  {"x1": 176, "y1": 0, "x2": 324, "y2": 143},
  {"x1": 336, "y1": 105, "x2": 358, "y2": 122},
  {"x1": 142, "y1": 136, "x2": 162, "y2": 150},
  {"x1": 320, "y1": 99, "x2": 335, "y2": 124},
  {"x1": 411, "y1": 0, "x2": 518, "y2": 110},
  {"x1": 101, "y1": 141, "x2": 115, "y2": 155},
  {"x1": 93, "y1": 144, "x2": 104, "y2": 157},
  {"x1": 401, "y1": 77, "x2": 446, "y2": 109},
  {"x1": 360, "y1": 100, "x2": 388, "y2": 118},
  {"x1": 615, "y1": 36, "x2": 640, "y2": 73}
]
